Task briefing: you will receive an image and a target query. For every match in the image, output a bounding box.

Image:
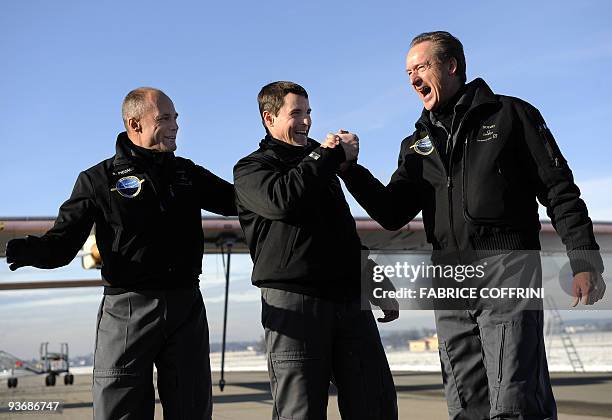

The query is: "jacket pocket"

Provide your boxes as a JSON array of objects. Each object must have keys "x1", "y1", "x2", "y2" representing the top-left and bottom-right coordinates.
[
  {"x1": 537, "y1": 124, "x2": 566, "y2": 168},
  {"x1": 255, "y1": 223, "x2": 299, "y2": 271},
  {"x1": 462, "y1": 138, "x2": 509, "y2": 225},
  {"x1": 277, "y1": 225, "x2": 299, "y2": 269},
  {"x1": 495, "y1": 323, "x2": 506, "y2": 385},
  {"x1": 111, "y1": 226, "x2": 123, "y2": 252}
]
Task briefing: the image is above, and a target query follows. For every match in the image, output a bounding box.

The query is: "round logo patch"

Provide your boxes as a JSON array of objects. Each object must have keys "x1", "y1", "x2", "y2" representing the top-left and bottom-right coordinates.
[
  {"x1": 111, "y1": 176, "x2": 145, "y2": 198},
  {"x1": 411, "y1": 136, "x2": 434, "y2": 156}
]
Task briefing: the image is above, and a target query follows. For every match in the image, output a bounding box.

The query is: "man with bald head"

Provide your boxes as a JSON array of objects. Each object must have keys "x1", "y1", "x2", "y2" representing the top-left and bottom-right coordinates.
[{"x1": 6, "y1": 87, "x2": 237, "y2": 419}]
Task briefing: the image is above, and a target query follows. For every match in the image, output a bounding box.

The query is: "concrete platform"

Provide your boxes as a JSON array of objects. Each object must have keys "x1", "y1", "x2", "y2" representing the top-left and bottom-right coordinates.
[{"x1": 1, "y1": 371, "x2": 612, "y2": 419}]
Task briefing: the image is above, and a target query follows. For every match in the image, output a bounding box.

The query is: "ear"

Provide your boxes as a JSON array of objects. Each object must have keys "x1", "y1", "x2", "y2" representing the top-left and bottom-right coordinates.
[
  {"x1": 262, "y1": 111, "x2": 275, "y2": 130},
  {"x1": 447, "y1": 57, "x2": 458, "y2": 77},
  {"x1": 127, "y1": 117, "x2": 142, "y2": 133}
]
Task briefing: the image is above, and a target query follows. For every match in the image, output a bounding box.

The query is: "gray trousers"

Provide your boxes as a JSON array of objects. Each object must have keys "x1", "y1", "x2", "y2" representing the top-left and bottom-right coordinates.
[
  {"x1": 93, "y1": 287, "x2": 212, "y2": 420},
  {"x1": 261, "y1": 288, "x2": 398, "y2": 420},
  {"x1": 434, "y1": 252, "x2": 557, "y2": 420}
]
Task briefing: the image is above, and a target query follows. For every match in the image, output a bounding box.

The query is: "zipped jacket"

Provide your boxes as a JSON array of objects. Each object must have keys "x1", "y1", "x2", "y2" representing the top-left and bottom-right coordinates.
[
  {"x1": 20, "y1": 133, "x2": 237, "y2": 292},
  {"x1": 342, "y1": 78, "x2": 602, "y2": 274},
  {"x1": 234, "y1": 136, "x2": 363, "y2": 299}
]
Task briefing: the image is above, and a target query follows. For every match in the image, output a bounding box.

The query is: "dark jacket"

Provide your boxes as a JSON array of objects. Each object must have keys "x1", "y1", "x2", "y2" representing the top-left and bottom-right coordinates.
[
  {"x1": 342, "y1": 78, "x2": 602, "y2": 274},
  {"x1": 233, "y1": 136, "x2": 363, "y2": 299},
  {"x1": 20, "y1": 132, "x2": 237, "y2": 292}
]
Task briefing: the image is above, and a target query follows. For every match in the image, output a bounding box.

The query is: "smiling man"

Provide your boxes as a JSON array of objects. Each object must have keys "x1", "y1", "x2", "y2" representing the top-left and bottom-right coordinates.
[
  {"x1": 233, "y1": 81, "x2": 397, "y2": 420},
  {"x1": 339, "y1": 32, "x2": 605, "y2": 419},
  {"x1": 6, "y1": 87, "x2": 237, "y2": 419}
]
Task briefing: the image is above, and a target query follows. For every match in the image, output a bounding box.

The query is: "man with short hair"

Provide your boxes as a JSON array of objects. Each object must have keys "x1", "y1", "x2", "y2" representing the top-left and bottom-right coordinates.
[
  {"x1": 339, "y1": 32, "x2": 605, "y2": 419},
  {"x1": 233, "y1": 81, "x2": 398, "y2": 420},
  {"x1": 6, "y1": 87, "x2": 236, "y2": 419}
]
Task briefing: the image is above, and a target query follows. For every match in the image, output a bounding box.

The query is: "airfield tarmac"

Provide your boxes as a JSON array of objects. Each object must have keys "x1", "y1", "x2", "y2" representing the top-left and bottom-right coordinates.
[{"x1": 1, "y1": 371, "x2": 612, "y2": 419}]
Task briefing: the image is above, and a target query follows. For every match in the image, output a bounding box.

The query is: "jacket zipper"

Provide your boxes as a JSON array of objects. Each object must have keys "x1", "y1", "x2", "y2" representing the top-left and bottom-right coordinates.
[
  {"x1": 539, "y1": 127, "x2": 561, "y2": 167},
  {"x1": 442, "y1": 111, "x2": 470, "y2": 259},
  {"x1": 142, "y1": 173, "x2": 166, "y2": 212},
  {"x1": 446, "y1": 107, "x2": 482, "y2": 254},
  {"x1": 445, "y1": 130, "x2": 460, "y2": 258},
  {"x1": 418, "y1": 123, "x2": 461, "y2": 257},
  {"x1": 497, "y1": 324, "x2": 506, "y2": 383}
]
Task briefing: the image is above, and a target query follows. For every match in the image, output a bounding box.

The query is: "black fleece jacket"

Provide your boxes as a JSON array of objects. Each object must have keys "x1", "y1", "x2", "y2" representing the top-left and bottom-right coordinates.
[
  {"x1": 341, "y1": 78, "x2": 602, "y2": 274},
  {"x1": 234, "y1": 136, "x2": 363, "y2": 299},
  {"x1": 16, "y1": 132, "x2": 237, "y2": 292}
]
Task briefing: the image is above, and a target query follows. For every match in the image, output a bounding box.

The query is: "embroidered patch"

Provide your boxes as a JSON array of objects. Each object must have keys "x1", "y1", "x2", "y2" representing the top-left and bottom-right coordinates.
[
  {"x1": 110, "y1": 176, "x2": 145, "y2": 198},
  {"x1": 476, "y1": 124, "x2": 498, "y2": 142},
  {"x1": 309, "y1": 151, "x2": 321, "y2": 160},
  {"x1": 410, "y1": 136, "x2": 434, "y2": 156}
]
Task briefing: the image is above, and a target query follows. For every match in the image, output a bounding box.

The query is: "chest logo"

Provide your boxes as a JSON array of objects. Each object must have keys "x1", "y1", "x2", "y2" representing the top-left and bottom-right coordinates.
[
  {"x1": 309, "y1": 151, "x2": 321, "y2": 160},
  {"x1": 410, "y1": 136, "x2": 434, "y2": 156},
  {"x1": 111, "y1": 176, "x2": 145, "y2": 198},
  {"x1": 476, "y1": 124, "x2": 498, "y2": 142}
]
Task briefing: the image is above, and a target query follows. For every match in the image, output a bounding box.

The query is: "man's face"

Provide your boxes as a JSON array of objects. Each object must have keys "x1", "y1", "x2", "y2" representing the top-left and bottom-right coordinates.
[
  {"x1": 138, "y1": 93, "x2": 179, "y2": 152},
  {"x1": 406, "y1": 41, "x2": 457, "y2": 111},
  {"x1": 265, "y1": 93, "x2": 311, "y2": 146}
]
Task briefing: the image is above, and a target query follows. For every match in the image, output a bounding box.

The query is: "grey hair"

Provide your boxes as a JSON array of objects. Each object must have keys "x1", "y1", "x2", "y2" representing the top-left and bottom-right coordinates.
[
  {"x1": 121, "y1": 87, "x2": 165, "y2": 129},
  {"x1": 410, "y1": 31, "x2": 467, "y2": 83}
]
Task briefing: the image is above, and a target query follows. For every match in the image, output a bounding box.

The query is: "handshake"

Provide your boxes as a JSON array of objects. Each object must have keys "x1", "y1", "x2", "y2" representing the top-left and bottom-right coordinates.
[{"x1": 321, "y1": 129, "x2": 359, "y2": 167}]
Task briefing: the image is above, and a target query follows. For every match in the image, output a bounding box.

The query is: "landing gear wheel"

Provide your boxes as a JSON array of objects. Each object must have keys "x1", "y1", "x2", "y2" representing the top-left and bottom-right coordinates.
[
  {"x1": 45, "y1": 374, "x2": 56, "y2": 386},
  {"x1": 64, "y1": 374, "x2": 74, "y2": 385},
  {"x1": 7, "y1": 377, "x2": 17, "y2": 388}
]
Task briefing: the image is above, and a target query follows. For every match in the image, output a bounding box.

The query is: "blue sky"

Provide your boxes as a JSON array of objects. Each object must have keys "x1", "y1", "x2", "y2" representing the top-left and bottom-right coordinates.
[{"x1": 1, "y1": 0, "x2": 612, "y2": 358}]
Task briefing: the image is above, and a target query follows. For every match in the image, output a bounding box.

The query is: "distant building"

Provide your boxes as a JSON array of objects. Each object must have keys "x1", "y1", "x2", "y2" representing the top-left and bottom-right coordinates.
[{"x1": 408, "y1": 335, "x2": 439, "y2": 352}]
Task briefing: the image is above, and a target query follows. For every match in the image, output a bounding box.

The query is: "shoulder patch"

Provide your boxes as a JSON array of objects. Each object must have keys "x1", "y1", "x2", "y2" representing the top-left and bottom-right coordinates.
[{"x1": 410, "y1": 135, "x2": 434, "y2": 156}]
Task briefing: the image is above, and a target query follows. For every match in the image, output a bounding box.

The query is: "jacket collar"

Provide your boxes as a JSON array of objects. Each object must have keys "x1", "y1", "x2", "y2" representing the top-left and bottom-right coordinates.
[
  {"x1": 416, "y1": 78, "x2": 498, "y2": 128},
  {"x1": 259, "y1": 135, "x2": 320, "y2": 163},
  {"x1": 113, "y1": 132, "x2": 175, "y2": 169}
]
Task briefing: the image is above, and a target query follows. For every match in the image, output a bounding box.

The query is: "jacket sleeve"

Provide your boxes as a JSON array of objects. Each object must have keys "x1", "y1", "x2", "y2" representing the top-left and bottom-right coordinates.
[
  {"x1": 517, "y1": 101, "x2": 603, "y2": 274},
  {"x1": 233, "y1": 146, "x2": 344, "y2": 221},
  {"x1": 26, "y1": 171, "x2": 97, "y2": 268},
  {"x1": 340, "y1": 139, "x2": 423, "y2": 230},
  {"x1": 189, "y1": 162, "x2": 237, "y2": 216}
]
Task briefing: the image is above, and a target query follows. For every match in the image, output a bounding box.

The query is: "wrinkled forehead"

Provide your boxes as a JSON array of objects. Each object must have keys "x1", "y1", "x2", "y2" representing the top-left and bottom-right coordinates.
[{"x1": 406, "y1": 41, "x2": 435, "y2": 67}]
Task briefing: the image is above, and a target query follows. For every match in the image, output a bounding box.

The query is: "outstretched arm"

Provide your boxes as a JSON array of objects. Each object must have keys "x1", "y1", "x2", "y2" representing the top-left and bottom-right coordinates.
[{"x1": 7, "y1": 172, "x2": 96, "y2": 270}]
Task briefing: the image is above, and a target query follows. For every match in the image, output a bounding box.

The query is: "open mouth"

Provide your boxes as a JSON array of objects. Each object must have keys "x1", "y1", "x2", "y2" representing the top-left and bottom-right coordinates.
[
  {"x1": 295, "y1": 130, "x2": 308, "y2": 136},
  {"x1": 418, "y1": 86, "x2": 431, "y2": 99}
]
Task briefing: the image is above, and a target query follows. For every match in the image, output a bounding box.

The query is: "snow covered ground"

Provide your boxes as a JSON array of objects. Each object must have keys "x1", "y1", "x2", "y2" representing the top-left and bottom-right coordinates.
[
  {"x1": 209, "y1": 331, "x2": 612, "y2": 373},
  {"x1": 4, "y1": 332, "x2": 610, "y2": 378}
]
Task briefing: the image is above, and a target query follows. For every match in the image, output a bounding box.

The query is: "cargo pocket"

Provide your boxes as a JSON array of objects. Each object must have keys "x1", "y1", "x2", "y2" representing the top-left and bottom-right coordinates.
[
  {"x1": 438, "y1": 341, "x2": 464, "y2": 409},
  {"x1": 269, "y1": 350, "x2": 320, "y2": 420},
  {"x1": 493, "y1": 321, "x2": 542, "y2": 416}
]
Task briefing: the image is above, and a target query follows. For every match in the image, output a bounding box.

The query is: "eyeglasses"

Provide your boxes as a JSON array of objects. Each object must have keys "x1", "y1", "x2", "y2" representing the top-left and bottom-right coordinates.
[{"x1": 406, "y1": 61, "x2": 433, "y2": 78}]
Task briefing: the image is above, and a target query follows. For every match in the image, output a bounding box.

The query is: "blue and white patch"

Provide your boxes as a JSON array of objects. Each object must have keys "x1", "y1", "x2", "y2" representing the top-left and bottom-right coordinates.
[
  {"x1": 111, "y1": 176, "x2": 145, "y2": 198},
  {"x1": 410, "y1": 136, "x2": 434, "y2": 156}
]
